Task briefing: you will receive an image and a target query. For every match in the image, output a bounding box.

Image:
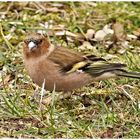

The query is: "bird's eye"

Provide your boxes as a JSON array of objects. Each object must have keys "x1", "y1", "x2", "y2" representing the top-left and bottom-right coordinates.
[{"x1": 38, "y1": 39, "x2": 43, "y2": 44}]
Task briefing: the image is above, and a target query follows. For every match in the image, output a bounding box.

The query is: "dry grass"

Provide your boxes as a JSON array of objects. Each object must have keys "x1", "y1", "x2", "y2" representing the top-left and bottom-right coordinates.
[{"x1": 0, "y1": 2, "x2": 140, "y2": 138}]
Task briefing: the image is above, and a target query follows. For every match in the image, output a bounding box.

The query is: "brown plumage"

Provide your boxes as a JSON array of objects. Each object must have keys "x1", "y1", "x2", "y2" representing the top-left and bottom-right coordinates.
[{"x1": 23, "y1": 33, "x2": 140, "y2": 92}]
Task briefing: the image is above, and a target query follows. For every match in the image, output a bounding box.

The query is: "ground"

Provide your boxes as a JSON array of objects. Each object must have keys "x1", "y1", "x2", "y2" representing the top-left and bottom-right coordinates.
[{"x1": 0, "y1": 2, "x2": 140, "y2": 138}]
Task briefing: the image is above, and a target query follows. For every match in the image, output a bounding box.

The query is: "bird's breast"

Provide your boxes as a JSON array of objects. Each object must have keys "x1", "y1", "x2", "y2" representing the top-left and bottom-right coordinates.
[{"x1": 24, "y1": 57, "x2": 93, "y2": 91}]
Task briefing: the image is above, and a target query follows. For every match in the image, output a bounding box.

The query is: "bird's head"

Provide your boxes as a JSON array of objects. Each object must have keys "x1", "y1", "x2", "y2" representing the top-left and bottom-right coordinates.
[{"x1": 23, "y1": 33, "x2": 50, "y2": 58}]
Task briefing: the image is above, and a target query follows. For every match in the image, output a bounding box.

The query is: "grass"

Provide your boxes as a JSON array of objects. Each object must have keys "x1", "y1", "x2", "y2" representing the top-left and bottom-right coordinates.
[{"x1": 0, "y1": 2, "x2": 140, "y2": 138}]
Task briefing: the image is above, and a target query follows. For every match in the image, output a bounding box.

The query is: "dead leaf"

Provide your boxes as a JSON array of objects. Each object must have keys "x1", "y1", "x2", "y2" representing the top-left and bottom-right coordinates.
[
  {"x1": 87, "y1": 2, "x2": 97, "y2": 7},
  {"x1": 117, "y1": 41, "x2": 129, "y2": 54},
  {"x1": 127, "y1": 34, "x2": 137, "y2": 40},
  {"x1": 79, "y1": 41, "x2": 93, "y2": 50},
  {"x1": 94, "y1": 30, "x2": 107, "y2": 41},
  {"x1": 85, "y1": 29, "x2": 95, "y2": 40},
  {"x1": 94, "y1": 24, "x2": 113, "y2": 41},
  {"x1": 103, "y1": 54, "x2": 118, "y2": 60},
  {"x1": 50, "y1": 3, "x2": 64, "y2": 7},
  {"x1": 112, "y1": 22, "x2": 126, "y2": 42},
  {"x1": 55, "y1": 30, "x2": 85, "y2": 41},
  {"x1": 45, "y1": 7, "x2": 64, "y2": 13},
  {"x1": 103, "y1": 24, "x2": 114, "y2": 34},
  {"x1": 106, "y1": 22, "x2": 129, "y2": 54},
  {"x1": 32, "y1": 2, "x2": 64, "y2": 13}
]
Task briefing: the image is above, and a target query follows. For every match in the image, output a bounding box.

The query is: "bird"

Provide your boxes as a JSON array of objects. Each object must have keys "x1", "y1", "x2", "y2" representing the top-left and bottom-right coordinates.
[{"x1": 23, "y1": 33, "x2": 140, "y2": 92}]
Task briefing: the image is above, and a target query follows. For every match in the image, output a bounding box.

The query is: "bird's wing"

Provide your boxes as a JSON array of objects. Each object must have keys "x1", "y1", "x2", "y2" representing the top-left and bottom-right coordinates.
[
  {"x1": 47, "y1": 46, "x2": 85, "y2": 69},
  {"x1": 47, "y1": 46, "x2": 108, "y2": 73},
  {"x1": 47, "y1": 46, "x2": 140, "y2": 79}
]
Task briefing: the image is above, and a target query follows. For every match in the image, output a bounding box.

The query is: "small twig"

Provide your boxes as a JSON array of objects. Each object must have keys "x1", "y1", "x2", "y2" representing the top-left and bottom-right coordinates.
[
  {"x1": 39, "y1": 79, "x2": 46, "y2": 110},
  {"x1": 118, "y1": 86, "x2": 136, "y2": 105},
  {"x1": 51, "y1": 84, "x2": 56, "y2": 107},
  {"x1": 34, "y1": 2, "x2": 46, "y2": 11}
]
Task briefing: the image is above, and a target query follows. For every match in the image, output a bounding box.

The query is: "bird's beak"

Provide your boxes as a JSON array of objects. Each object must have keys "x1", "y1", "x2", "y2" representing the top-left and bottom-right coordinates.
[{"x1": 28, "y1": 41, "x2": 37, "y2": 51}]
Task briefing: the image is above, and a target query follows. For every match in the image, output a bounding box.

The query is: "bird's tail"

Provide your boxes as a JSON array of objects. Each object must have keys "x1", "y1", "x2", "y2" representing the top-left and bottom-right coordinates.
[
  {"x1": 84, "y1": 62, "x2": 140, "y2": 79},
  {"x1": 114, "y1": 70, "x2": 140, "y2": 79}
]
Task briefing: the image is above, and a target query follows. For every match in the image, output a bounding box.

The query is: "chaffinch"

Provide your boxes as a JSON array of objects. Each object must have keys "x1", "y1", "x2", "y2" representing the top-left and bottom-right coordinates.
[{"x1": 23, "y1": 33, "x2": 140, "y2": 92}]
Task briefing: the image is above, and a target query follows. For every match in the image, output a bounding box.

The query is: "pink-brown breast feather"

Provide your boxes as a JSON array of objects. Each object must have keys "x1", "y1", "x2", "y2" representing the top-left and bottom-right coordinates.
[{"x1": 23, "y1": 45, "x2": 93, "y2": 91}]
